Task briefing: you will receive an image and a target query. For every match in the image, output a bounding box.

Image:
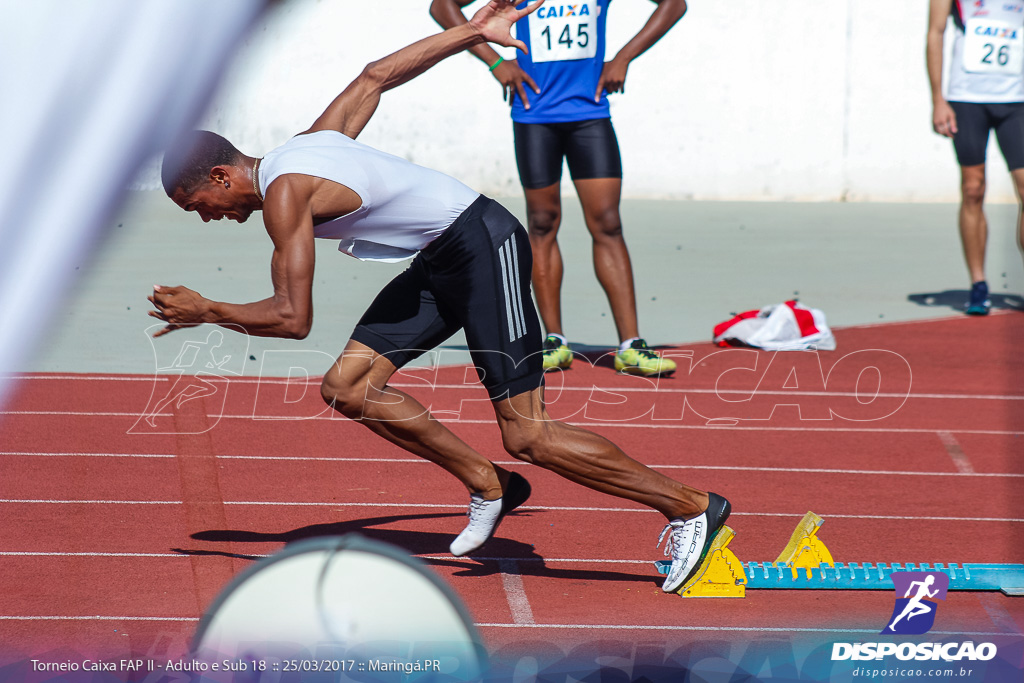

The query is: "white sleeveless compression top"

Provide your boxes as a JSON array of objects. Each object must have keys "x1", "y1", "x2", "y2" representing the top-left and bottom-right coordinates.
[
  {"x1": 258, "y1": 130, "x2": 480, "y2": 262},
  {"x1": 947, "y1": 0, "x2": 1024, "y2": 103}
]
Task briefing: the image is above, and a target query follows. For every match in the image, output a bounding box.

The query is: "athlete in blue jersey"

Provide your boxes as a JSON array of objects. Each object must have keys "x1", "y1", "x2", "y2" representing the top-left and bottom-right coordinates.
[{"x1": 431, "y1": 0, "x2": 687, "y2": 375}]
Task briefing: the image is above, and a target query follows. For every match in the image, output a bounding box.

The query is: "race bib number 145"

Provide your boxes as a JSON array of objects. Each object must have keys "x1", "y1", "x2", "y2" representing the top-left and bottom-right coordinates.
[
  {"x1": 962, "y1": 18, "x2": 1024, "y2": 74},
  {"x1": 526, "y1": 1, "x2": 599, "y2": 63}
]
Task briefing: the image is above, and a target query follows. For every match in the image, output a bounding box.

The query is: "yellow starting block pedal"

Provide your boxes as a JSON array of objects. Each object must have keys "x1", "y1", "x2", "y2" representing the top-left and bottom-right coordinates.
[
  {"x1": 774, "y1": 511, "x2": 835, "y2": 578},
  {"x1": 676, "y1": 526, "x2": 746, "y2": 598}
]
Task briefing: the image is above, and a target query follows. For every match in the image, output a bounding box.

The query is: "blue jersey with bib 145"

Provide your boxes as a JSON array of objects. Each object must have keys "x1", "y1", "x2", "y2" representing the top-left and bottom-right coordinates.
[{"x1": 512, "y1": 0, "x2": 611, "y2": 123}]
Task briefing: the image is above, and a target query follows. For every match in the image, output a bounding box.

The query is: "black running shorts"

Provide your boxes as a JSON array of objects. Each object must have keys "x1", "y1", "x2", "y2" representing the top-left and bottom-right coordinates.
[
  {"x1": 351, "y1": 195, "x2": 544, "y2": 401},
  {"x1": 949, "y1": 101, "x2": 1024, "y2": 169},
  {"x1": 513, "y1": 117, "x2": 623, "y2": 189}
]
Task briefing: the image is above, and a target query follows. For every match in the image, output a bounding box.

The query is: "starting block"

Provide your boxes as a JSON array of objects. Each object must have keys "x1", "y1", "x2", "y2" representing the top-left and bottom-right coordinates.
[
  {"x1": 655, "y1": 512, "x2": 1024, "y2": 597},
  {"x1": 676, "y1": 525, "x2": 745, "y2": 598}
]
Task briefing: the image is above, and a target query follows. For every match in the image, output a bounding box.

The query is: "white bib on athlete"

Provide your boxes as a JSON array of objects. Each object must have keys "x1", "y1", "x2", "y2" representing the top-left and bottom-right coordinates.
[
  {"x1": 948, "y1": 0, "x2": 1024, "y2": 103},
  {"x1": 526, "y1": 0, "x2": 599, "y2": 63},
  {"x1": 259, "y1": 131, "x2": 479, "y2": 262},
  {"x1": 962, "y1": 18, "x2": 1024, "y2": 75}
]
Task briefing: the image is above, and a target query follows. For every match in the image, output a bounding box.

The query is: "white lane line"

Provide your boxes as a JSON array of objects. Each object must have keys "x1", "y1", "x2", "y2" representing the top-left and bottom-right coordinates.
[
  {"x1": 978, "y1": 593, "x2": 1023, "y2": 634},
  {"x1": 474, "y1": 623, "x2": 1012, "y2": 636},
  {"x1": 8, "y1": 374, "x2": 1024, "y2": 402},
  {"x1": 0, "y1": 551, "x2": 189, "y2": 558},
  {"x1": 0, "y1": 616, "x2": 197, "y2": 622},
  {"x1": 2, "y1": 410, "x2": 1022, "y2": 436},
  {"x1": 4, "y1": 451, "x2": 1022, "y2": 479},
  {"x1": 0, "y1": 499, "x2": 1020, "y2": 523},
  {"x1": 498, "y1": 559, "x2": 535, "y2": 625},
  {"x1": 0, "y1": 451, "x2": 177, "y2": 459},
  {"x1": 0, "y1": 618, "x2": 1007, "y2": 638},
  {"x1": 938, "y1": 431, "x2": 976, "y2": 474}
]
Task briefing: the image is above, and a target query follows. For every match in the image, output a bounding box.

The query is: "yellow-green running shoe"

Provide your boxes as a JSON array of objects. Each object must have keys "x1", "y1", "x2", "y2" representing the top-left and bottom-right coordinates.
[
  {"x1": 614, "y1": 338, "x2": 677, "y2": 376},
  {"x1": 542, "y1": 335, "x2": 573, "y2": 371}
]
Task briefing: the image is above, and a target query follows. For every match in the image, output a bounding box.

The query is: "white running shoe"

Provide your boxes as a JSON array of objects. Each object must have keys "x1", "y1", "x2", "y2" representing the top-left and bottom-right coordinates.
[
  {"x1": 658, "y1": 492, "x2": 731, "y2": 593},
  {"x1": 449, "y1": 471, "x2": 532, "y2": 557},
  {"x1": 450, "y1": 495, "x2": 503, "y2": 556}
]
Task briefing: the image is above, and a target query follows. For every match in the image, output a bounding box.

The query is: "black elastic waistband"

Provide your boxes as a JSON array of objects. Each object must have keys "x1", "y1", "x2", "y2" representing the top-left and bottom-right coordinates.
[{"x1": 422, "y1": 194, "x2": 491, "y2": 255}]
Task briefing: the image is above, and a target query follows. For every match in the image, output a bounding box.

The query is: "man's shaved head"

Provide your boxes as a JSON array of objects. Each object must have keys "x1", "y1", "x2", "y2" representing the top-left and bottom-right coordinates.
[{"x1": 161, "y1": 130, "x2": 242, "y2": 196}]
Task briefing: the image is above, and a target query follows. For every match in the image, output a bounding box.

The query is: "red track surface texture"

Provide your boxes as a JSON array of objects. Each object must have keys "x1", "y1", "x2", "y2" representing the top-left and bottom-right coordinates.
[{"x1": 1, "y1": 313, "x2": 1022, "y2": 667}]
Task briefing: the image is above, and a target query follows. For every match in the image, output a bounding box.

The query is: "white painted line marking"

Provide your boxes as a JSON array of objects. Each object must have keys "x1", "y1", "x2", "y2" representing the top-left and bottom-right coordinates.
[
  {"x1": 0, "y1": 616, "x2": 198, "y2": 622},
  {"x1": 498, "y1": 559, "x2": 535, "y2": 625},
  {"x1": 0, "y1": 451, "x2": 177, "y2": 459},
  {"x1": 0, "y1": 614, "x2": 1007, "y2": 636},
  {"x1": 2, "y1": 410, "x2": 1022, "y2": 436},
  {"x1": 7, "y1": 374, "x2": 1024, "y2": 401},
  {"x1": 0, "y1": 551, "x2": 187, "y2": 558},
  {"x1": 978, "y1": 593, "x2": 1023, "y2": 634},
  {"x1": 0, "y1": 499, "x2": 1019, "y2": 522},
  {"x1": 474, "y1": 623, "x2": 1012, "y2": 636},
  {"x1": 4, "y1": 451, "x2": 1021, "y2": 479},
  {"x1": 938, "y1": 431, "x2": 976, "y2": 474},
  {"x1": 0, "y1": 613, "x2": 1007, "y2": 636}
]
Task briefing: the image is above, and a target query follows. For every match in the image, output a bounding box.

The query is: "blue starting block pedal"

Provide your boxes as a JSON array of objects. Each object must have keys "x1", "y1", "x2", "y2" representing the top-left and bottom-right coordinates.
[{"x1": 654, "y1": 512, "x2": 1024, "y2": 598}]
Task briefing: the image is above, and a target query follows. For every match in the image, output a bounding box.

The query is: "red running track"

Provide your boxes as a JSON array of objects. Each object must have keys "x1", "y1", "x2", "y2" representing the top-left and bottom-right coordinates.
[{"x1": 0, "y1": 313, "x2": 1022, "y2": 666}]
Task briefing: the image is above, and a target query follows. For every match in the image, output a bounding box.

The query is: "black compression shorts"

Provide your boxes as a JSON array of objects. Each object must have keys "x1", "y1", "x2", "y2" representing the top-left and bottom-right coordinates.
[
  {"x1": 351, "y1": 195, "x2": 544, "y2": 401},
  {"x1": 513, "y1": 117, "x2": 622, "y2": 189},
  {"x1": 949, "y1": 101, "x2": 1024, "y2": 169}
]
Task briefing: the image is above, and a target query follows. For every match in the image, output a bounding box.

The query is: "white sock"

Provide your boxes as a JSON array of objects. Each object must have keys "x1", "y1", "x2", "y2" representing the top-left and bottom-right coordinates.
[
  {"x1": 619, "y1": 337, "x2": 641, "y2": 353},
  {"x1": 547, "y1": 333, "x2": 568, "y2": 346}
]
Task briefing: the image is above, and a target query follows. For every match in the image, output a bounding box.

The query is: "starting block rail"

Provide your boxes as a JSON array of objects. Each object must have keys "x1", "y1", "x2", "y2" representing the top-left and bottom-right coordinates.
[{"x1": 653, "y1": 512, "x2": 1024, "y2": 597}]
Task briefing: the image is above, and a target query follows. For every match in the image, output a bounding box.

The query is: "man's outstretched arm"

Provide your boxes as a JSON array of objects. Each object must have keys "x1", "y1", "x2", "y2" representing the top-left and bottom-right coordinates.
[
  {"x1": 307, "y1": 0, "x2": 543, "y2": 138},
  {"x1": 430, "y1": 0, "x2": 542, "y2": 109}
]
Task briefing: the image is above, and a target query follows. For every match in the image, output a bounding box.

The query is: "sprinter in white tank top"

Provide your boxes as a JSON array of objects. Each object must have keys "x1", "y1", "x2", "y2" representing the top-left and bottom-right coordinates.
[
  {"x1": 928, "y1": 0, "x2": 1024, "y2": 314},
  {"x1": 152, "y1": 0, "x2": 725, "y2": 593}
]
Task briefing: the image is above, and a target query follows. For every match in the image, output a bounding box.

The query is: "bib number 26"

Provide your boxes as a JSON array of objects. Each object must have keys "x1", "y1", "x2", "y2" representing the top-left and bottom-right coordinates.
[
  {"x1": 526, "y1": 0, "x2": 599, "y2": 63},
  {"x1": 962, "y1": 18, "x2": 1024, "y2": 75}
]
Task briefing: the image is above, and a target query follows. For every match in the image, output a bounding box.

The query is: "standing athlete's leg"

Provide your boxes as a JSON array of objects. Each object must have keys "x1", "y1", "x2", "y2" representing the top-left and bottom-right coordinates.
[
  {"x1": 567, "y1": 118, "x2": 674, "y2": 375},
  {"x1": 1013, "y1": 168, "x2": 1024, "y2": 264},
  {"x1": 573, "y1": 177, "x2": 639, "y2": 342},
  {"x1": 959, "y1": 163, "x2": 988, "y2": 284},
  {"x1": 515, "y1": 120, "x2": 573, "y2": 369},
  {"x1": 525, "y1": 183, "x2": 565, "y2": 336},
  {"x1": 950, "y1": 101, "x2": 993, "y2": 314},
  {"x1": 993, "y1": 103, "x2": 1024, "y2": 272}
]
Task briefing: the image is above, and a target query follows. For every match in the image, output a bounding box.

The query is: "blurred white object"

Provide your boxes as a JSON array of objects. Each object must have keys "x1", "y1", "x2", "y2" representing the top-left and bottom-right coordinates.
[
  {"x1": 0, "y1": 0, "x2": 266, "y2": 409},
  {"x1": 193, "y1": 536, "x2": 485, "y2": 681},
  {"x1": 713, "y1": 300, "x2": 837, "y2": 351}
]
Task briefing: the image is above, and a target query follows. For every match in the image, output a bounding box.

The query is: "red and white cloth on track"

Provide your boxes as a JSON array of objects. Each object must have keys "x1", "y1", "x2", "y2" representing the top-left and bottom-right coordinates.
[{"x1": 713, "y1": 300, "x2": 836, "y2": 351}]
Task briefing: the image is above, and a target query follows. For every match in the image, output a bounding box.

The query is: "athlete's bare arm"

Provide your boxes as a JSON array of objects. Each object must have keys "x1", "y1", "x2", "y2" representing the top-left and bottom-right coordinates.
[
  {"x1": 928, "y1": 0, "x2": 957, "y2": 137},
  {"x1": 430, "y1": 0, "x2": 542, "y2": 109},
  {"x1": 311, "y1": 0, "x2": 542, "y2": 138},
  {"x1": 149, "y1": 176, "x2": 317, "y2": 339},
  {"x1": 596, "y1": 0, "x2": 687, "y2": 101}
]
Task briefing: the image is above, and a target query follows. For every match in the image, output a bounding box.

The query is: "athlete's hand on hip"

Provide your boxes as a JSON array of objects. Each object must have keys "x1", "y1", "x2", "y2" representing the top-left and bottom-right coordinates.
[
  {"x1": 596, "y1": 56, "x2": 629, "y2": 102},
  {"x1": 147, "y1": 285, "x2": 209, "y2": 337},
  {"x1": 470, "y1": 0, "x2": 544, "y2": 53},
  {"x1": 493, "y1": 59, "x2": 540, "y2": 109},
  {"x1": 933, "y1": 100, "x2": 958, "y2": 138}
]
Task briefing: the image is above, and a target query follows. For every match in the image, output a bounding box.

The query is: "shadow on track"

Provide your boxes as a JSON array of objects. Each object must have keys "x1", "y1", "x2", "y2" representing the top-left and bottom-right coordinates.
[
  {"x1": 173, "y1": 509, "x2": 660, "y2": 586},
  {"x1": 908, "y1": 289, "x2": 1024, "y2": 313}
]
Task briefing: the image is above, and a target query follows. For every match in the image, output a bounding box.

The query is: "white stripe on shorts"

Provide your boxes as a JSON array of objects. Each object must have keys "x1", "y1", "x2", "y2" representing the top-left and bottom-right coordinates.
[
  {"x1": 498, "y1": 242, "x2": 517, "y2": 342},
  {"x1": 498, "y1": 238, "x2": 526, "y2": 342}
]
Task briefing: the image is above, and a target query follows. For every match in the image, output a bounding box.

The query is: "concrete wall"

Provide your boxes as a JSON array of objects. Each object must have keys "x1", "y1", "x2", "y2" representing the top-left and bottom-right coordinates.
[{"x1": 134, "y1": 0, "x2": 1017, "y2": 203}]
